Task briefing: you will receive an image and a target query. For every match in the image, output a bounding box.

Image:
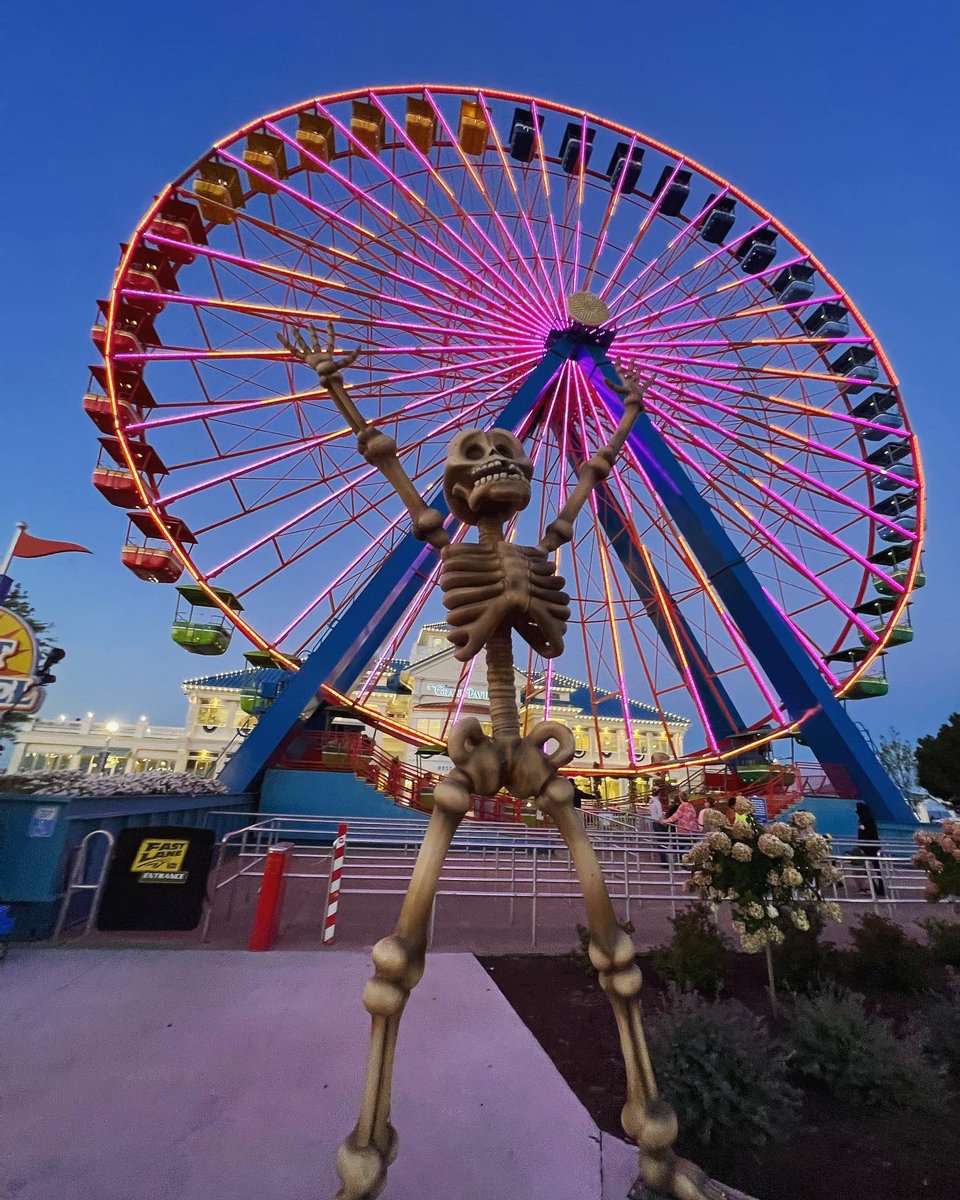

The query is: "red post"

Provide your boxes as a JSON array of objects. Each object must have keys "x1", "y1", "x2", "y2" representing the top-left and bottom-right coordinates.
[{"x1": 248, "y1": 842, "x2": 293, "y2": 951}]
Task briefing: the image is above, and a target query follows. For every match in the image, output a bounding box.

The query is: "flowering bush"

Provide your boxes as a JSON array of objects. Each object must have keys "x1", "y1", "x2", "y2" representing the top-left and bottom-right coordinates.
[
  {"x1": 683, "y1": 799, "x2": 842, "y2": 952},
  {"x1": 913, "y1": 818, "x2": 960, "y2": 901},
  {"x1": 0, "y1": 770, "x2": 226, "y2": 797}
]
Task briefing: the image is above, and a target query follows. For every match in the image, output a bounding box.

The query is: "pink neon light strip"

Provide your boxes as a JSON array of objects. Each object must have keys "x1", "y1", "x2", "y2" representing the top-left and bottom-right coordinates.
[
  {"x1": 364, "y1": 91, "x2": 557, "y2": 329},
  {"x1": 652, "y1": 423, "x2": 880, "y2": 640},
  {"x1": 647, "y1": 388, "x2": 916, "y2": 541},
  {"x1": 268, "y1": 107, "x2": 550, "y2": 333},
  {"x1": 645, "y1": 395, "x2": 907, "y2": 592},
  {"x1": 223, "y1": 134, "x2": 549, "y2": 337},
  {"x1": 582, "y1": 366, "x2": 784, "y2": 725}
]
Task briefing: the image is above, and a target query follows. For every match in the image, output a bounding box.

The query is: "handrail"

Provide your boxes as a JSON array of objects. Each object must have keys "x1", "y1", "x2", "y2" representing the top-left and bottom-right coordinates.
[{"x1": 52, "y1": 829, "x2": 115, "y2": 940}]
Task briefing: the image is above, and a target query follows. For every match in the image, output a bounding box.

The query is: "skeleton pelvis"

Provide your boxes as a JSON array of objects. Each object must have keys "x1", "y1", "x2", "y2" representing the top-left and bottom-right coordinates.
[{"x1": 443, "y1": 717, "x2": 576, "y2": 801}]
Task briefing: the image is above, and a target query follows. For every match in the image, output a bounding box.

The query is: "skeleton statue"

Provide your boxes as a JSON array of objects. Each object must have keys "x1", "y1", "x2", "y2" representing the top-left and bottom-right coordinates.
[{"x1": 278, "y1": 323, "x2": 711, "y2": 1200}]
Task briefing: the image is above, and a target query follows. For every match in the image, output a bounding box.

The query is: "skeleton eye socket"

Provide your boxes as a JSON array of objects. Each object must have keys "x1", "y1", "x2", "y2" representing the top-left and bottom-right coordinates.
[
  {"x1": 463, "y1": 441, "x2": 486, "y2": 461},
  {"x1": 494, "y1": 439, "x2": 518, "y2": 458}
]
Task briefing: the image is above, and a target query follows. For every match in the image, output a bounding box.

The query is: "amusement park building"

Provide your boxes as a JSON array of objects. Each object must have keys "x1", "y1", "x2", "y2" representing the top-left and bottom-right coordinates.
[{"x1": 4, "y1": 624, "x2": 688, "y2": 790}]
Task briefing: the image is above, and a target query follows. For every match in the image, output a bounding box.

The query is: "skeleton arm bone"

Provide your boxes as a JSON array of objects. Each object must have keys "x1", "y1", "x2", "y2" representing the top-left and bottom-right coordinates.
[
  {"x1": 277, "y1": 324, "x2": 450, "y2": 550},
  {"x1": 540, "y1": 371, "x2": 648, "y2": 552}
]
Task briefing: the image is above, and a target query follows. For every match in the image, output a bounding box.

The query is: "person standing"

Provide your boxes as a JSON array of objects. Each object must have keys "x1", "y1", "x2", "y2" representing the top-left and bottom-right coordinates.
[
  {"x1": 664, "y1": 796, "x2": 699, "y2": 838},
  {"x1": 648, "y1": 791, "x2": 669, "y2": 866},
  {"x1": 856, "y1": 801, "x2": 885, "y2": 898}
]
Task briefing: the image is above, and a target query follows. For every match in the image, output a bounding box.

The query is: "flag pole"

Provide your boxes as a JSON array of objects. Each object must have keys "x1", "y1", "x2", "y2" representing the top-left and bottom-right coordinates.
[{"x1": 0, "y1": 522, "x2": 26, "y2": 578}]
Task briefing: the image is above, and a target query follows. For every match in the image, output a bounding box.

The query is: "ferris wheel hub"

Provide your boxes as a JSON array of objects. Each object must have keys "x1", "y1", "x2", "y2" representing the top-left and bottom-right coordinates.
[{"x1": 567, "y1": 290, "x2": 610, "y2": 326}]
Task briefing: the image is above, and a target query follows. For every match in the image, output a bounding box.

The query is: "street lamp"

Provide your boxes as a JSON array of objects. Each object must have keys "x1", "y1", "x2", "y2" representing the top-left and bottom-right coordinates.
[{"x1": 98, "y1": 720, "x2": 120, "y2": 774}]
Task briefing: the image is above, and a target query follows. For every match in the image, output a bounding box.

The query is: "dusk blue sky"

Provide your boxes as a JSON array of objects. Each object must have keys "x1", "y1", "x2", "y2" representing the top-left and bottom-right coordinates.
[{"x1": 2, "y1": 0, "x2": 957, "y2": 744}]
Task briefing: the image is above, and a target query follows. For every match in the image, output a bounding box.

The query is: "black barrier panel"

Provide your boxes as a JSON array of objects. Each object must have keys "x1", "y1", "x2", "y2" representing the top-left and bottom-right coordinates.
[{"x1": 97, "y1": 826, "x2": 215, "y2": 931}]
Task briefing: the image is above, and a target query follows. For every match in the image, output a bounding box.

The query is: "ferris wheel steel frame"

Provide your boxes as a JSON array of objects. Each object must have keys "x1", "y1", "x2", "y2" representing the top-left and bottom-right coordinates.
[{"x1": 91, "y1": 85, "x2": 923, "y2": 824}]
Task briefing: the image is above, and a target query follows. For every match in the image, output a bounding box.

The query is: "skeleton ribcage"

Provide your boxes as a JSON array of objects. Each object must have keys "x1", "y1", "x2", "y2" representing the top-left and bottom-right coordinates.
[{"x1": 440, "y1": 542, "x2": 571, "y2": 662}]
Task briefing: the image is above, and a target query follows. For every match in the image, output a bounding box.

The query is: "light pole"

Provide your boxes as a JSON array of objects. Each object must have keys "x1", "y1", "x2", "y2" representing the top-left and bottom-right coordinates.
[{"x1": 98, "y1": 720, "x2": 120, "y2": 774}]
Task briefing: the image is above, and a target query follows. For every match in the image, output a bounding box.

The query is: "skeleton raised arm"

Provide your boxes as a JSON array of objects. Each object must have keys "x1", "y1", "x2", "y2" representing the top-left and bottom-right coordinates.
[
  {"x1": 540, "y1": 370, "x2": 648, "y2": 552},
  {"x1": 277, "y1": 323, "x2": 450, "y2": 550}
]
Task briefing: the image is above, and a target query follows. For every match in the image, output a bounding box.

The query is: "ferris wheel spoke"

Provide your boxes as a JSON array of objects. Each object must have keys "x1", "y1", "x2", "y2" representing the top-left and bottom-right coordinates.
[
  {"x1": 469, "y1": 91, "x2": 565, "y2": 323},
  {"x1": 597, "y1": 159, "x2": 688, "y2": 305},
  {"x1": 630, "y1": 345, "x2": 884, "y2": 394},
  {"x1": 647, "y1": 385, "x2": 917, "y2": 541},
  {"x1": 615, "y1": 290, "x2": 843, "y2": 349},
  {"x1": 617, "y1": 353, "x2": 916, "y2": 456},
  {"x1": 579, "y1": 134, "x2": 640, "y2": 295},
  {"x1": 225, "y1": 129, "x2": 549, "y2": 338},
  {"x1": 652, "y1": 404, "x2": 908, "y2": 593},
  {"x1": 605, "y1": 188, "x2": 734, "y2": 313},
  {"x1": 148, "y1": 231, "x2": 538, "y2": 343},
  {"x1": 205, "y1": 377, "x2": 518, "y2": 579},
  {"x1": 363, "y1": 92, "x2": 558, "y2": 327},
  {"x1": 611, "y1": 218, "x2": 774, "y2": 329},
  {"x1": 577, "y1": 371, "x2": 783, "y2": 726},
  {"x1": 298, "y1": 94, "x2": 551, "y2": 327},
  {"x1": 653, "y1": 421, "x2": 891, "y2": 637}
]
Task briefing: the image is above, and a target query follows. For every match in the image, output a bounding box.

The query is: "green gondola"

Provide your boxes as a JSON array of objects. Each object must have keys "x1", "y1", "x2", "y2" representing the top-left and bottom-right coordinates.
[{"x1": 171, "y1": 584, "x2": 243, "y2": 655}]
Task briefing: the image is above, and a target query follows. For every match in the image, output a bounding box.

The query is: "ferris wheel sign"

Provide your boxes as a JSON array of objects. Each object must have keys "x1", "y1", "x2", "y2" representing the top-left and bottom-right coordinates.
[{"x1": 0, "y1": 606, "x2": 44, "y2": 714}]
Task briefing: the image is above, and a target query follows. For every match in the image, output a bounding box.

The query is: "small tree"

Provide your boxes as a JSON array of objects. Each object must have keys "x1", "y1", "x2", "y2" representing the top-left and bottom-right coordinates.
[
  {"x1": 916, "y1": 714, "x2": 960, "y2": 802},
  {"x1": 0, "y1": 584, "x2": 54, "y2": 748},
  {"x1": 877, "y1": 727, "x2": 917, "y2": 795},
  {"x1": 684, "y1": 801, "x2": 843, "y2": 1006}
]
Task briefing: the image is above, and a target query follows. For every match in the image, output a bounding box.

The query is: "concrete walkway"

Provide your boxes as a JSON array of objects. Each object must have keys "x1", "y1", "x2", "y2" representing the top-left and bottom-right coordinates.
[{"x1": 0, "y1": 948, "x2": 644, "y2": 1200}]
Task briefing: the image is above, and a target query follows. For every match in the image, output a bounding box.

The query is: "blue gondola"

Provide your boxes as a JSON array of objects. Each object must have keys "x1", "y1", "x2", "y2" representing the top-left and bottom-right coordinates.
[
  {"x1": 830, "y1": 346, "x2": 879, "y2": 394},
  {"x1": 652, "y1": 166, "x2": 692, "y2": 217},
  {"x1": 606, "y1": 142, "x2": 644, "y2": 192},
  {"x1": 734, "y1": 229, "x2": 777, "y2": 273},
  {"x1": 699, "y1": 194, "x2": 736, "y2": 244},
  {"x1": 558, "y1": 122, "x2": 595, "y2": 174},
  {"x1": 508, "y1": 107, "x2": 543, "y2": 163},
  {"x1": 804, "y1": 302, "x2": 849, "y2": 338},
  {"x1": 771, "y1": 263, "x2": 815, "y2": 304}
]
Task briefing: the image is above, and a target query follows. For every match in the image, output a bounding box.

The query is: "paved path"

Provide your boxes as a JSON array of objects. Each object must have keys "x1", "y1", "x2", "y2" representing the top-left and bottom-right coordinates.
[{"x1": 0, "y1": 948, "x2": 649, "y2": 1200}]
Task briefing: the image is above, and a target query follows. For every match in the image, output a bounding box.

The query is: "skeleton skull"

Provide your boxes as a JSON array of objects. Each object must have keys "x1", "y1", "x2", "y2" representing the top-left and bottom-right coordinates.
[{"x1": 443, "y1": 429, "x2": 533, "y2": 525}]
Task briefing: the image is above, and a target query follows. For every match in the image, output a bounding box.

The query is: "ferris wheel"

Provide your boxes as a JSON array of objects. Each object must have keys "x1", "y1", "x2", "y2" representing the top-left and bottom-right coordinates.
[{"x1": 86, "y1": 84, "x2": 924, "y2": 784}]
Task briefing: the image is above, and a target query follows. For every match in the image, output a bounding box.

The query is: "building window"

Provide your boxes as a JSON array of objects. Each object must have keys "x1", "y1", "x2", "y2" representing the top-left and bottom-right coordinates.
[
  {"x1": 134, "y1": 757, "x2": 175, "y2": 772},
  {"x1": 20, "y1": 751, "x2": 73, "y2": 772},
  {"x1": 197, "y1": 699, "x2": 226, "y2": 728},
  {"x1": 573, "y1": 727, "x2": 590, "y2": 753},
  {"x1": 186, "y1": 751, "x2": 217, "y2": 778}
]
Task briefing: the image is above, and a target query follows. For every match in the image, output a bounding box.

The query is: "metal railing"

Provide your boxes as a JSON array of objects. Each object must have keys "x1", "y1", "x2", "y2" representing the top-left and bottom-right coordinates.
[
  {"x1": 199, "y1": 813, "x2": 926, "y2": 948},
  {"x1": 53, "y1": 829, "x2": 115, "y2": 939}
]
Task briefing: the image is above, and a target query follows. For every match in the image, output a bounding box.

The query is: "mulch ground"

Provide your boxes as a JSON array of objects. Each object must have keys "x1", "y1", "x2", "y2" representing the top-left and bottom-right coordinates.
[{"x1": 478, "y1": 952, "x2": 959, "y2": 1200}]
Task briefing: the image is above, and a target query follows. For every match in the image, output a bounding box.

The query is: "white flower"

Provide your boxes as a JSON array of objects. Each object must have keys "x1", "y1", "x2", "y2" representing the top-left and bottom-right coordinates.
[
  {"x1": 707, "y1": 831, "x2": 732, "y2": 854},
  {"x1": 730, "y1": 841, "x2": 753, "y2": 862}
]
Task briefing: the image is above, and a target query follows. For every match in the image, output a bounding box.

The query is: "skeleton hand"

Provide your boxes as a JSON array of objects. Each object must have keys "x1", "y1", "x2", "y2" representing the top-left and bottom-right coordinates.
[
  {"x1": 276, "y1": 321, "x2": 360, "y2": 387},
  {"x1": 611, "y1": 369, "x2": 647, "y2": 414}
]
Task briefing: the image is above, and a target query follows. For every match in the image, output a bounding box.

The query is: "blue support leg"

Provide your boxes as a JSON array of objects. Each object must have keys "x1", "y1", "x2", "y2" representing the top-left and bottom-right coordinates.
[
  {"x1": 219, "y1": 349, "x2": 568, "y2": 794},
  {"x1": 575, "y1": 344, "x2": 913, "y2": 824}
]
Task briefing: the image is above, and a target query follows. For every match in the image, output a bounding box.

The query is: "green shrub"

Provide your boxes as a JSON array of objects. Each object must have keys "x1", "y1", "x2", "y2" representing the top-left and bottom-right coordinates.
[
  {"x1": 570, "y1": 918, "x2": 635, "y2": 975},
  {"x1": 771, "y1": 906, "x2": 841, "y2": 994},
  {"x1": 648, "y1": 989, "x2": 800, "y2": 1149},
  {"x1": 922, "y1": 988, "x2": 960, "y2": 1079},
  {"x1": 844, "y1": 913, "x2": 943, "y2": 993},
  {"x1": 920, "y1": 916, "x2": 960, "y2": 969},
  {"x1": 652, "y1": 904, "x2": 733, "y2": 994},
  {"x1": 788, "y1": 986, "x2": 947, "y2": 1111}
]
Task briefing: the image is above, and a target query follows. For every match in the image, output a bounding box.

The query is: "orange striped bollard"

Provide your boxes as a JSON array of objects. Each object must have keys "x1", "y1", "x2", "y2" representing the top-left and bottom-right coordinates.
[{"x1": 323, "y1": 824, "x2": 348, "y2": 946}]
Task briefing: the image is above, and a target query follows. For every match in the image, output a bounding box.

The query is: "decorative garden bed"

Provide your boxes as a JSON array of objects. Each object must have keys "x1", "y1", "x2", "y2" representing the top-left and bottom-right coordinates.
[{"x1": 479, "y1": 911, "x2": 960, "y2": 1200}]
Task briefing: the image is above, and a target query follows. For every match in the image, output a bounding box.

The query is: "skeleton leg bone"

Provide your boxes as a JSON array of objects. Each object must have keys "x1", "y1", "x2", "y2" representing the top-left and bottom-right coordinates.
[
  {"x1": 335, "y1": 798, "x2": 467, "y2": 1200},
  {"x1": 540, "y1": 778, "x2": 711, "y2": 1200}
]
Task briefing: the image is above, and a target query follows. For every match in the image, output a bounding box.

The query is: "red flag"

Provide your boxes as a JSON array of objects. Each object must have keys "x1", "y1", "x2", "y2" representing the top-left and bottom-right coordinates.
[{"x1": 13, "y1": 530, "x2": 91, "y2": 559}]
